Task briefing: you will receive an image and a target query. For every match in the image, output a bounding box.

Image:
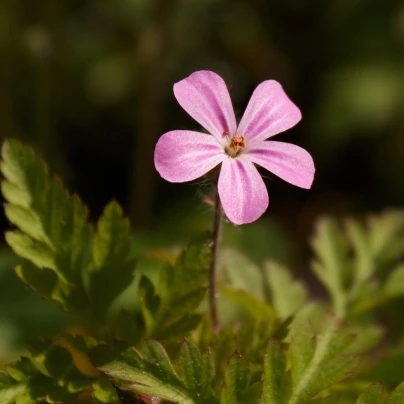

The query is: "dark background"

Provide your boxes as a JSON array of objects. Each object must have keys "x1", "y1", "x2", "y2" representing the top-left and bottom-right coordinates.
[{"x1": 0, "y1": 0, "x2": 404, "y2": 355}]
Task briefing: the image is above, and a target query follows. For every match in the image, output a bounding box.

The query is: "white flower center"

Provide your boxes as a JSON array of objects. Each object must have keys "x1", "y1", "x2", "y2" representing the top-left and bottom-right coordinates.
[{"x1": 223, "y1": 133, "x2": 246, "y2": 158}]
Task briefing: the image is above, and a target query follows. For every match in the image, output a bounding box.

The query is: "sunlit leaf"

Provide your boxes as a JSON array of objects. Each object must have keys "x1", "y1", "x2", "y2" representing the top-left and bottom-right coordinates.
[
  {"x1": 1, "y1": 139, "x2": 92, "y2": 316},
  {"x1": 220, "y1": 352, "x2": 261, "y2": 404},
  {"x1": 178, "y1": 340, "x2": 216, "y2": 404},
  {"x1": 263, "y1": 339, "x2": 291, "y2": 404},
  {"x1": 88, "y1": 201, "x2": 136, "y2": 321},
  {"x1": 264, "y1": 261, "x2": 307, "y2": 319},
  {"x1": 311, "y1": 218, "x2": 350, "y2": 318},
  {"x1": 138, "y1": 235, "x2": 210, "y2": 340},
  {"x1": 356, "y1": 383, "x2": 385, "y2": 404},
  {"x1": 0, "y1": 372, "x2": 26, "y2": 404},
  {"x1": 92, "y1": 341, "x2": 197, "y2": 403}
]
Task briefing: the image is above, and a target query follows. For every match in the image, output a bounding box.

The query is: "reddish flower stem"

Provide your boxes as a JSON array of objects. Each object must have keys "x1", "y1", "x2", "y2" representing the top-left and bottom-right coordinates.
[{"x1": 209, "y1": 189, "x2": 223, "y2": 332}]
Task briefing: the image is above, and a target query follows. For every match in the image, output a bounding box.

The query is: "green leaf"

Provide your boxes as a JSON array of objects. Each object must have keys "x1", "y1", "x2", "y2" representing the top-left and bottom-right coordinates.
[
  {"x1": 0, "y1": 372, "x2": 26, "y2": 404},
  {"x1": 263, "y1": 339, "x2": 291, "y2": 404},
  {"x1": 266, "y1": 310, "x2": 357, "y2": 404},
  {"x1": 367, "y1": 211, "x2": 404, "y2": 269},
  {"x1": 345, "y1": 219, "x2": 373, "y2": 296},
  {"x1": 356, "y1": 383, "x2": 385, "y2": 404},
  {"x1": 346, "y1": 324, "x2": 384, "y2": 354},
  {"x1": 92, "y1": 341, "x2": 196, "y2": 404},
  {"x1": 222, "y1": 288, "x2": 276, "y2": 322},
  {"x1": 158, "y1": 234, "x2": 210, "y2": 315},
  {"x1": 28, "y1": 340, "x2": 94, "y2": 394},
  {"x1": 311, "y1": 218, "x2": 350, "y2": 318},
  {"x1": 88, "y1": 201, "x2": 136, "y2": 321},
  {"x1": 139, "y1": 235, "x2": 210, "y2": 340},
  {"x1": 220, "y1": 352, "x2": 261, "y2": 404},
  {"x1": 138, "y1": 275, "x2": 160, "y2": 335},
  {"x1": 264, "y1": 261, "x2": 307, "y2": 319},
  {"x1": 1, "y1": 139, "x2": 92, "y2": 315},
  {"x1": 387, "y1": 382, "x2": 404, "y2": 404},
  {"x1": 207, "y1": 326, "x2": 237, "y2": 392},
  {"x1": 92, "y1": 376, "x2": 119, "y2": 403},
  {"x1": 355, "y1": 382, "x2": 404, "y2": 404},
  {"x1": 1, "y1": 337, "x2": 96, "y2": 404},
  {"x1": 287, "y1": 316, "x2": 358, "y2": 404},
  {"x1": 178, "y1": 340, "x2": 216, "y2": 404},
  {"x1": 384, "y1": 264, "x2": 404, "y2": 298}
]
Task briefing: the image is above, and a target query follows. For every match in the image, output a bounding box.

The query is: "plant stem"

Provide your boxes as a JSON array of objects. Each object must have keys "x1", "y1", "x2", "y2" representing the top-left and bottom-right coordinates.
[{"x1": 209, "y1": 189, "x2": 223, "y2": 332}]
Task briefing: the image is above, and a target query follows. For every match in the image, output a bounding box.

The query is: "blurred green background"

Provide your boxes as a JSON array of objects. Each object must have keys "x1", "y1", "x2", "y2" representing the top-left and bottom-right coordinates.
[{"x1": 1, "y1": 0, "x2": 404, "y2": 355}]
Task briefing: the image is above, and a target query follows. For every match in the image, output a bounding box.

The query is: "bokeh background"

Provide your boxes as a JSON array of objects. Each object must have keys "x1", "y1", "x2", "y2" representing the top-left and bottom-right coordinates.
[{"x1": 1, "y1": 0, "x2": 404, "y2": 355}]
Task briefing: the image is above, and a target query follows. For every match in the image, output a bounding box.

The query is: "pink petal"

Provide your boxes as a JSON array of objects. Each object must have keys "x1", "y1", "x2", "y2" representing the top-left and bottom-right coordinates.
[
  {"x1": 237, "y1": 80, "x2": 302, "y2": 144},
  {"x1": 173, "y1": 71, "x2": 237, "y2": 142},
  {"x1": 247, "y1": 141, "x2": 315, "y2": 189},
  {"x1": 218, "y1": 157, "x2": 269, "y2": 225},
  {"x1": 154, "y1": 130, "x2": 225, "y2": 183}
]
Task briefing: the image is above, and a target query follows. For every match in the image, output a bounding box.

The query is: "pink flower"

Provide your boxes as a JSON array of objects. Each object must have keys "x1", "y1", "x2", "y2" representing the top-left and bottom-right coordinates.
[{"x1": 154, "y1": 71, "x2": 315, "y2": 225}]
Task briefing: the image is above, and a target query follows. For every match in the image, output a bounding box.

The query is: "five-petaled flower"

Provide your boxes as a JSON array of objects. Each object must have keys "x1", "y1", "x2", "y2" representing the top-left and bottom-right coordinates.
[{"x1": 154, "y1": 70, "x2": 315, "y2": 225}]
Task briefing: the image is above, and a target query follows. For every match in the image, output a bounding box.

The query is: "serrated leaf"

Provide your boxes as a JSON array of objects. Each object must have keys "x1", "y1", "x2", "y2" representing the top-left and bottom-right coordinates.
[
  {"x1": 3, "y1": 340, "x2": 96, "y2": 404},
  {"x1": 158, "y1": 314, "x2": 204, "y2": 340},
  {"x1": 384, "y1": 264, "x2": 404, "y2": 298},
  {"x1": 346, "y1": 324, "x2": 384, "y2": 354},
  {"x1": 264, "y1": 261, "x2": 307, "y2": 319},
  {"x1": 356, "y1": 383, "x2": 385, "y2": 404},
  {"x1": 367, "y1": 211, "x2": 404, "y2": 269},
  {"x1": 263, "y1": 339, "x2": 291, "y2": 404},
  {"x1": 92, "y1": 341, "x2": 196, "y2": 404},
  {"x1": 30, "y1": 342, "x2": 94, "y2": 393},
  {"x1": 88, "y1": 201, "x2": 136, "y2": 320},
  {"x1": 311, "y1": 218, "x2": 349, "y2": 318},
  {"x1": 1, "y1": 139, "x2": 92, "y2": 315},
  {"x1": 222, "y1": 288, "x2": 276, "y2": 322},
  {"x1": 138, "y1": 275, "x2": 160, "y2": 334},
  {"x1": 345, "y1": 219, "x2": 373, "y2": 296},
  {"x1": 288, "y1": 315, "x2": 358, "y2": 404},
  {"x1": 158, "y1": 235, "x2": 210, "y2": 315},
  {"x1": 0, "y1": 372, "x2": 26, "y2": 404},
  {"x1": 14, "y1": 262, "x2": 90, "y2": 314},
  {"x1": 92, "y1": 376, "x2": 119, "y2": 403},
  {"x1": 209, "y1": 326, "x2": 237, "y2": 391},
  {"x1": 220, "y1": 353, "x2": 261, "y2": 404},
  {"x1": 140, "y1": 235, "x2": 210, "y2": 340},
  {"x1": 179, "y1": 340, "x2": 216, "y2": 404},
  {"x1": 387, "y1": 382, "x2": 404, "y2": 404}
]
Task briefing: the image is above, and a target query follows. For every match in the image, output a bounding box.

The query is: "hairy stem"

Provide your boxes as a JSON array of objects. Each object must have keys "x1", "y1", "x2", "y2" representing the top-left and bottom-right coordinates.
[{"x1": 209, "y1": 189, "x2": 223, "y2": 332}]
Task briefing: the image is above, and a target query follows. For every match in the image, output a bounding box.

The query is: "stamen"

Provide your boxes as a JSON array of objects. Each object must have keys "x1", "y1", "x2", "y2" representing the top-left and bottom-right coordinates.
[{"x1": 226, "y1": 134, "x2": 246, "y2": 157}]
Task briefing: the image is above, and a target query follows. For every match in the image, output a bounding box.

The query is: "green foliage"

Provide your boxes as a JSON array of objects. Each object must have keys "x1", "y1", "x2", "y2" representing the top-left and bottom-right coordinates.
[
  {"x1": 0, "y1": 373, "x2": 25, "y2": 404},
  {"x1": 311, "y1": 213, "x2": 404, "y2": 319},
  {"x1": 0, "y1": 337, "x2": 109, "y2": 403},
  {"x1": 263, "y1": 339, "x2": 291, "y2": 404},
  {"x1": 138, "y1": 235, "x2": 210, "y2": 340},
  {"x1": 88, "y1": 201, "x2": 136, "y2": 321},
  {"x1": 264, "y1": 261, "x2": 308, "y2": 319},
  {"x1": 179, "y1": 341, "x2": 216, "y2": 404},
  {"x1": 1, "y1": 139, "x2": 404, "y2": 403},
  {"x1": 92, "y1": 340, "x2": 212, "y2": 404},
  {"x1": 1, "y1": 139, "x2": 93, "y2": 316},
  {"x1": 263, "y1": 315, "x2": 358, "y2": 404},
  {"x1": 1, "y1": 140, "x2": 137, "y2": 324},
  {"x1": 356, "y1": 383, "x2": 404, "y2": 404},
  {"x1": 220, "y1": 353, "x2": 261, "y2": 404},
  {"x1": 222, "y1": 288, "x2": 276, "y2": 322}
]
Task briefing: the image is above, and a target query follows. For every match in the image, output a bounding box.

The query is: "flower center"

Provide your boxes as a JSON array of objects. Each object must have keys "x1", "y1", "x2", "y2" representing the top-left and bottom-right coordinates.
[{"x1": 224, "y1": 134, "x2": 246, "y2": 157}]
